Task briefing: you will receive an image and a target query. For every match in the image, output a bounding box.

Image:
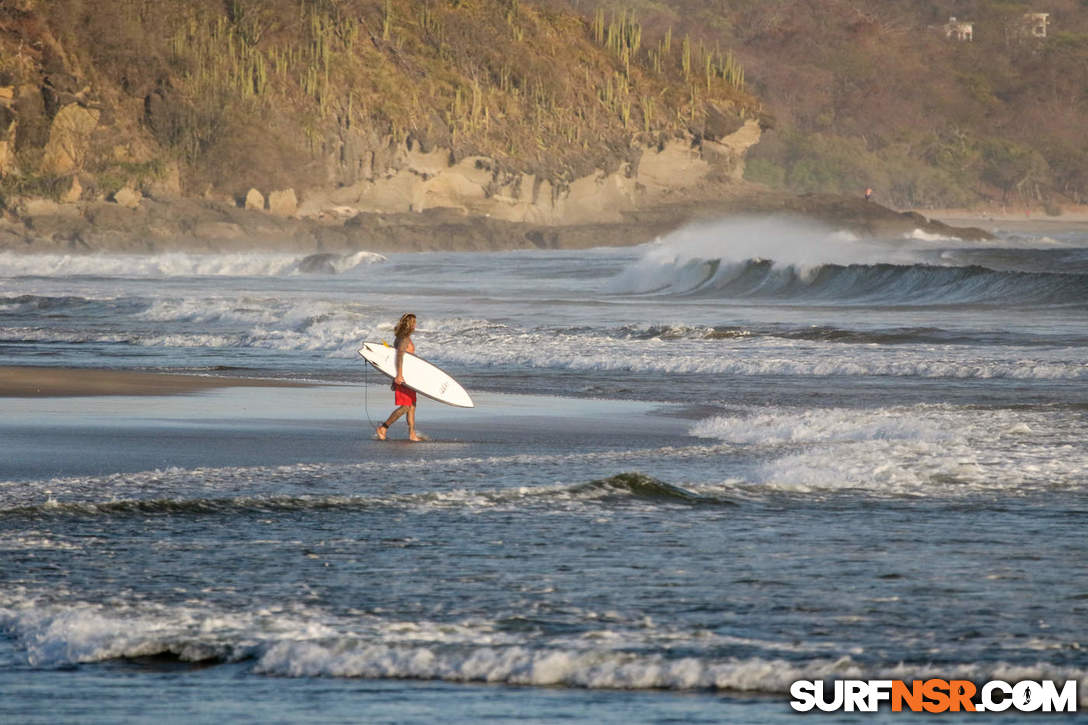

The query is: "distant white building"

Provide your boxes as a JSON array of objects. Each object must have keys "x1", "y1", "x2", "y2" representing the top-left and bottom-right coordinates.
[
  {"x1": 1024, "y1": 12, "x2": 1050, "y2": 38},
  {"x1": 945, "y1": 16, "x2": 973, "y2": 41}
]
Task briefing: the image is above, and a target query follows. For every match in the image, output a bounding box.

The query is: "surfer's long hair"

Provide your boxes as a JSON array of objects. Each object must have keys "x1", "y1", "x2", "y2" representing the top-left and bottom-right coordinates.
[{"x1": 394, "y1": 313, "x2": 416, "y2": 340}]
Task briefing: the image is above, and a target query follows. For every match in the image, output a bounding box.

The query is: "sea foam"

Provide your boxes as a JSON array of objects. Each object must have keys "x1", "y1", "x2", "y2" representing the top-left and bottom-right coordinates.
[
  {"x1": 0, "y1": 250, "x2": 385, "y2": 278},
  {"x1": 3, "y1": 598, "x2": 1085, "y2": 702},
  {"x1": 692, "y1": 405, "x2": 1088, "y2": 495}
]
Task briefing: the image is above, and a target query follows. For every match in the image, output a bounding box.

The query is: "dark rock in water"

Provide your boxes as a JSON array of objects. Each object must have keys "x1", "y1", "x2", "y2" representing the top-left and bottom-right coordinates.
[
  {"x1": 572, "y1": 471, "x2": 736, "y2": 505},
  {"x1": 297, "y1": 253, "x2": 341, "y2": 274}
]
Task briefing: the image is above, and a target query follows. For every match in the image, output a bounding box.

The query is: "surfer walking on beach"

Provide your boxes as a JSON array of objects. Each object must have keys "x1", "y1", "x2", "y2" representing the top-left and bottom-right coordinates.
[{"x1": 376, "y1": 313, "x2": 422, "y2": 442}]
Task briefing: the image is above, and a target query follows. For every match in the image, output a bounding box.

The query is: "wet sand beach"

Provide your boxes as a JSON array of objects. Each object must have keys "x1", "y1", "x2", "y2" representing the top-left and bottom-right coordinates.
[
  {"x1": 0, "y1": 366, "x2": 304, "y2": 398},
  {"x1": 0, "y1": 376, "x2": 681, "y2": 481}
]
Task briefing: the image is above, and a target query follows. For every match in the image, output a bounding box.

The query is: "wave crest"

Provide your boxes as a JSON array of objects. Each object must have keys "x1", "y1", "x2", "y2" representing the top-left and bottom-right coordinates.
[
  {"x1": 607, "y1": 219, "x2": 1088, "y2": 306},
  {"x1": 4, "y1": 601, "x2": 1085, "y2": 699},
  {"x1": 2, "y1": 471, "x2": 734, "y2": 519},
  {"x1": 615, "y1": 258, "x2": 1088, "y2": 306}
]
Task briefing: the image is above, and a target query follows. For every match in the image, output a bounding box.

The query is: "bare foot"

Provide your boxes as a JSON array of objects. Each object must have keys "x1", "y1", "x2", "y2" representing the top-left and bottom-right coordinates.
[
  {"x1": 376, "y1": 424, "x2": 388, "y2": 440},
  {"x1": 409, "y1": 432, "x2": 424, "y2": 442}
]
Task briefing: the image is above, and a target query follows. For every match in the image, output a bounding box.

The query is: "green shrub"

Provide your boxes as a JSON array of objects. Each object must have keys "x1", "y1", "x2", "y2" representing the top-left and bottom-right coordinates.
[{"x1": 743, "y1": 158, "x2": 785, "y2": 187}]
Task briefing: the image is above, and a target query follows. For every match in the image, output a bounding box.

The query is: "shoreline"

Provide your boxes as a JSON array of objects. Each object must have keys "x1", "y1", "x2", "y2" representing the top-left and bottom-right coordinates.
[
  {"x1": 924, "y1": 205, "x2": 1088, "y2": 236},
  {"x1": 0, "y1": 366, "x2": 306, "y2": 398},
  {"x1": 0, "y1": 187, "x2": 999, "y2": 255}
]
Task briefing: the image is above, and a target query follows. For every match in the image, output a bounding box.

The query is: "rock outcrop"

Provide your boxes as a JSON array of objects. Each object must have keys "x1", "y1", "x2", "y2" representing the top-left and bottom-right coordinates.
[
  {"x1": 244, "y1": 188, "x2": 265, "y2": 211},
  {"x1": 40, "y1": 104, "x2": 99, "y2": 176},
  {"x1": 111, "y1": 186, "x2": 141, "y2": 209},
  {"x1": 0, "y1": 184, "x2": 992, "y2": 257},
  {"x1": 268, "y1": 188, "x2": 297, "y2": 217},
  {"x1": 298, "y1": 119, "x2": 764, "y2": 227}
]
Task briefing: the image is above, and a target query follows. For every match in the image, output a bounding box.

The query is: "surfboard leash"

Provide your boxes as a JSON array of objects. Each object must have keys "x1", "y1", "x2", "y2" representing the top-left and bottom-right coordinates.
[
  {"x1": 363, "y1": 338, "x2": 394, "y2": 433},
  {"x1": 363, "y1": 356, "x2": 377, "y2": 431}
]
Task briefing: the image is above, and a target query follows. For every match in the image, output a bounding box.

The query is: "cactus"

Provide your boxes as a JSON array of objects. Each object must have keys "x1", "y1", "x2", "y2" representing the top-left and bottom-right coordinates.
[
  {"x1": 382, "y1": 0, "x2": 393, "y2": 41},
  {"x1": 595, "y1": 7, "x2": 641, "y2": 68}
]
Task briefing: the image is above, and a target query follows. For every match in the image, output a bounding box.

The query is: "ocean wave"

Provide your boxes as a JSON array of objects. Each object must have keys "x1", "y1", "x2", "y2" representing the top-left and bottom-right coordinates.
[
  {"x1": 5, "y1": 312, "x2": 1085, "y2": 380},
  {"x1": 691, "y1": 405, "x2": 1088, "y2": 496},
  {"x1": 0, "y1": 450, "x2": 740, "y2": 512},
  {"x1": 2, "y1": 600, "x2": 1085, "y2": 700},
  {"x1": 606, "y1": 219, "x2": 1088, "y2": 306},
  {"x1": 0, "y1": 250, "x2": 385, "y2": 278},
  {"x1": 255, "y1": 643, "x2": 1088, "y2": 699},
  {"x1": 612, "y1": 258, "x2": 1088, "y2": 307},
  {"x1": 936, "y1": 247, "x2": 1088, "y2": 274},
  {"x1": 441, "y1": 338, "x2": 1088, "y2": 380},
  {"x1": 617, "y1": 323, "x2": 1086, "y2": 347},
  {"x1": 692, "y1": 406, "x2": 945, "y2": 446},
  {"x1": 0, "y1": 470, "x2": 736, "y2": 520}
]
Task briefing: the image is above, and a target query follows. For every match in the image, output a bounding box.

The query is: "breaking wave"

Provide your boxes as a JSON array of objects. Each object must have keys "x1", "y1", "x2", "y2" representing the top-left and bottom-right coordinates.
[
  {"x1": 607, "y1": 218, "x2": 1088, "y2": 306},
  {"x1": 2, "y1": 600, "x2": 1085, "y2": 701},
  {"x1": 690, "y1": 404, "x2": 1088, "y2": 495},
  {"x1": 614, "y1": 258, "x2": 1088, "y2": 307},
  {"x1": 616, "y1": 323, "x2": 1087, "y2": 346}
]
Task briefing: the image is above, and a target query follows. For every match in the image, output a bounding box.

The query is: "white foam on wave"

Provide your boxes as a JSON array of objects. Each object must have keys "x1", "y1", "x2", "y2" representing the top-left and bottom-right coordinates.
[
  {"x1": 3, "y1": 596, "x2": 1085, "y2": 700},
  {"x1": 0, "y1": 599, "x2": 332, "y2": 667},
  {"x1": 909, "y1": 228, "x2": 958, "y2": 242},
  {"x1": 0, "y1": 326, "x2": 130, "y2": 344},
  {"x1": 254, "y1": 639, "x2": 817, "y2": 690},
  {"x1": 2, "y1": 594, "x2": 1082, "y2": 698},
  {"x1": 605, "y1": 218, "x2": 925, "y2": 295},
  {"x1": 439, "y1": 333, "x2": 1088, "y2": 381},
  {"x1": 254, "y1": 640, "x2": 1088, "y2": 700},
  {"x1": 0, "y1": 250, "x2": 385, "y2": 278},
  {"x1": 692, "y1": 405, "x2": 1088, "y2": 495},
  {"x1": 7, "y1": 305, "x2": 1085, "y2": 379},
  {"x1": 138, "y1": 297, "x2": 282, "y2": 324},
  {"x1": 691, "y1": 407, "x2": 943, "y2": 446},
  {"x1": 129, "y1": 300, "x2": 501, "y2": 358},
  {"x1": 5, "y1": 273, "x2": 1082, "y2": 381}
]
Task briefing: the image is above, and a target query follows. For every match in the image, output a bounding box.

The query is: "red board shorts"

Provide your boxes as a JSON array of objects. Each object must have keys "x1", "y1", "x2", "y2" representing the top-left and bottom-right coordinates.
[{"x1": 393, "y1": 382, "x2": 417, "y2": 406}]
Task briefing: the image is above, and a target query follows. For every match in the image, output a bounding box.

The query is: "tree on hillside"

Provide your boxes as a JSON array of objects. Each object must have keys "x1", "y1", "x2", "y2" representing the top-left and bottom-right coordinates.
[{"x1": 980, "y1": 138, "x2": 1051, "y2": 202}]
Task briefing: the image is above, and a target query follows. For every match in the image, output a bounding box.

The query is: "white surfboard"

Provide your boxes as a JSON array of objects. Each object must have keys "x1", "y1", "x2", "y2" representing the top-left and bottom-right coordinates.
[{"x1": 358, "y1": 342, "x2": 474, "y2": 408}]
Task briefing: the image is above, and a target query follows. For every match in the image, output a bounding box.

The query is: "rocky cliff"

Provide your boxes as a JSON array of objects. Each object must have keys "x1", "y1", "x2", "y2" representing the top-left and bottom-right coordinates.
[{"x1": 0, "y1": 0, "x2": 986, "y2": 251}]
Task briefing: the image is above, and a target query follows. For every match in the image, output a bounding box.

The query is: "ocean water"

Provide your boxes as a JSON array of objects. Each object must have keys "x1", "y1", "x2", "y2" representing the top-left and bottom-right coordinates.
[{"x1": 1, "y1": 217, "x2": 1086, "y2": 722}]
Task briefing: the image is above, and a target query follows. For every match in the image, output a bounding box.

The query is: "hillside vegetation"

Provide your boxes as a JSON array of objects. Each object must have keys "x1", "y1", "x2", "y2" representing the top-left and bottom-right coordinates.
[
  {"x1": 2, "y1": 0, "x2": 1083, "y2": 216},
  {"x1": 565, "y1": 0, "x2": 1088, "y2": 209},
  {"x1": 0, "y1": 0, "x2": 758, "y2": 205}
]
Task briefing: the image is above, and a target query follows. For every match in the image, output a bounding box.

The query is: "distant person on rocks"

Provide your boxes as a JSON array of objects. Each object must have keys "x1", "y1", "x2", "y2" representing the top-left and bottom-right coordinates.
[
  {"x1": 864, "y1": 187, "x2": 873, "y2": 201},
  {"x1": 376, "y1": 313, "x2": 422, "y2": 442}
]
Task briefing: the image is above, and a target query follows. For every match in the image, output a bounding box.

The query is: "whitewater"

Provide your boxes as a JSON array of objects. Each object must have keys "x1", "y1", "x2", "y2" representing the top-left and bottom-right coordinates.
[{"x1": 1, "y1": 217, "x2": 1086, "y2": 723}]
